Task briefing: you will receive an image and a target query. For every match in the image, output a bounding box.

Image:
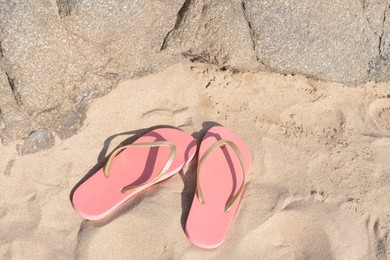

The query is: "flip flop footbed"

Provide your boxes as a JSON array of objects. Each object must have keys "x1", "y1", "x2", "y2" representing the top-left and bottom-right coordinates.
[{"x1": 185, "y1": 126, "x2": 251, "y2": 249}]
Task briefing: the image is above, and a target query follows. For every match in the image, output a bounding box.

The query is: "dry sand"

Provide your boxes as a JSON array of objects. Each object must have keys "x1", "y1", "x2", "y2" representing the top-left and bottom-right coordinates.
[{"x1": 1, "y1": 63, "x2": 389, "y2": 259}]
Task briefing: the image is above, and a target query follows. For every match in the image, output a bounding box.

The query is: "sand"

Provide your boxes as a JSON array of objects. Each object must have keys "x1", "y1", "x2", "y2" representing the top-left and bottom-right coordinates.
[{"x1": 1, "y1": 63, "x2": 389, "y2": 259}]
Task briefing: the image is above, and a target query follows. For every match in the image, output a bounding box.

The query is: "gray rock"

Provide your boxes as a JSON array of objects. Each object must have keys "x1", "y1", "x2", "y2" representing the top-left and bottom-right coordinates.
[
  {"x1": 372, "y1": 2, "x2": 390, "y2": 82},
  {"x1": 162, "y1": 0, "x2": 259, "y2": 70},
  {"x1": 0, "y1": 0, "x2": 184, "y2": 147},
  {"x1": 163, "y1": 0, "x2": 389, "y2": 83},
  {"x1": 242, "y1": 0, "x2": 380, "y2": 84},
  {"x1": 61, "y1": 0, "x2": 184, "y2": 76},
  {"x1": 0, "y1": 0, "x2": 90, "y2": 144},
  {"x1": 18, "y1": 129, "x2": 55, "y2": 154},
  {"x1": 0, "y1": 62, "x2": 30, "y2": 144},
  {"x1": 55, "y1": 104, "x2": 86, "y2": 140}
]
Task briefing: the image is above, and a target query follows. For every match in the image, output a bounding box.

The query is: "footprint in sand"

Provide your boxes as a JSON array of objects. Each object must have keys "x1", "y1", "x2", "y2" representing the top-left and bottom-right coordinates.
[
  {"x1": 140, "y1": 107, "x2": 194, "y2": 130},
  {"x1": 368, "y1": 99, "x2": 390, "y2": 133}
]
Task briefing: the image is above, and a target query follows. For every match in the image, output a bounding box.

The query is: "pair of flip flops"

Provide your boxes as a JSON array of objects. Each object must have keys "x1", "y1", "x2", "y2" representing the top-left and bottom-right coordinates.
[{"x1": 71, "y1": 126, "x2": 251, "y2": 249}]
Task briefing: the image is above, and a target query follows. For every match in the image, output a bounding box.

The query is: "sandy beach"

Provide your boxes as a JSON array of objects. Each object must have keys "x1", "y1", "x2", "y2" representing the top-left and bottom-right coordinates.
[{"x1": 1, "y1": 63, "x2": 389, "y2": 259}]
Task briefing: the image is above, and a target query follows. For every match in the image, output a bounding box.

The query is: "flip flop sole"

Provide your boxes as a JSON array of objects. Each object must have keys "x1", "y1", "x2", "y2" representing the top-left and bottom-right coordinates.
[{"x1": 72, "y1": 128, "x2": 197, "y2": 220}]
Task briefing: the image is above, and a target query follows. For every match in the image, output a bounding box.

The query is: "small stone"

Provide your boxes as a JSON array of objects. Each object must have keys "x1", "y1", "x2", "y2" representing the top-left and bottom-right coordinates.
[
  {"x1": 18, "y1": 129, "x2": 55, "y2": 154},
  {"x1": 55, "y1": 105, "x2": 87, "y2": 140}
]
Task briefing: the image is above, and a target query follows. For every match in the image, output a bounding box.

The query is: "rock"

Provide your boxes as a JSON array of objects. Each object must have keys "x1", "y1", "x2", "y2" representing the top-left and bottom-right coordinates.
[
  {"x1": 372, "y1": 3, "x2": 390, "y2": 82},
  {"x1": 0, "y1": 0, "x2": 184, "y2": 147},
  {"x1": 381, "y1": 6, "x2": 390, "y2": 59},
  {"x1": 162, "y1": 0, "x2": 258, "y2": 70},
  {"x1": 61, "y1": 0, "x2": 184, "y2": 76},
  {"x1": 162, "y1": 0, "x2": 389, "y2": 84},
  {"x1": 55, "y1": 104, "x2": 86, "y2": 140},
  {"x1": 0, "y1": 0, "x2": 90, "y2": 144},
  {"x1": 242, "y1": 0, "x2": 380, "y2": 84},
  {"x1": 0, "y1": 63, "x2": 30, "y2": 144},
  {"x1": 18, "y1": 129, "x2": 55, "y2": 154}
]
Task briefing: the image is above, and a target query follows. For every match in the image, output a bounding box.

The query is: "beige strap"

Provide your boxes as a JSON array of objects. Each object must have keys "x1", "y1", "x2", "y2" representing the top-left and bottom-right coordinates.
[
  {"x1": 104, "y1": 141, "x2": 177, "y2": 193},
  {"x1": 196, "y1": 139, "x2": 246, "y2": 212}
]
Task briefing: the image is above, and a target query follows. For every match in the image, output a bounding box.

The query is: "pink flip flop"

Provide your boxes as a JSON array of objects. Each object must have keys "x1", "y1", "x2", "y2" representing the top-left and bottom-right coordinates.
[
  {"x1": 72, "y1": 127, "x2": 197, "y2": 220},
  {"x1": 185, "y1": 126, "x2": 251, "y2": 249}
]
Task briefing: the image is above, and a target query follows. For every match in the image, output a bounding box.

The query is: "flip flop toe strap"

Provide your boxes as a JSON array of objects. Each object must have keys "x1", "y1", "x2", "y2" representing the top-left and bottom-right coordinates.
[
  {"x1": 196, "y1": 139, "x2": 246, "y2": 213},
  {"x1": 104, "y1": 141, "x2": 177, "y2": 193}
]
